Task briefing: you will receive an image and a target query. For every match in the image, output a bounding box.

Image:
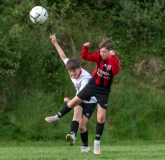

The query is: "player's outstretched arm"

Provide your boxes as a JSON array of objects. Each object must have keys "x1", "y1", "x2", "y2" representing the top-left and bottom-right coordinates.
[{"x1": 49, "y1": 34, "x2": 67, "y2": 61}]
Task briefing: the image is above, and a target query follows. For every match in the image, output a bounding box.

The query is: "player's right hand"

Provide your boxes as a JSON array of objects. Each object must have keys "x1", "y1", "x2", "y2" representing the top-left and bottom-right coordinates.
[
  {"x1": 49, "y1": 34, "x2": 57, "y2": 44},
  {"x1": 83, "y1": 42, "x2": 90, "y2": 47}
]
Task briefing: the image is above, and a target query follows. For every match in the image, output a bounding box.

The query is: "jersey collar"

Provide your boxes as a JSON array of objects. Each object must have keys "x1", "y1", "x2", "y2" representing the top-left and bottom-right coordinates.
[{"x1": 76, "y1": 68, "x2": 82, "y2": 79}]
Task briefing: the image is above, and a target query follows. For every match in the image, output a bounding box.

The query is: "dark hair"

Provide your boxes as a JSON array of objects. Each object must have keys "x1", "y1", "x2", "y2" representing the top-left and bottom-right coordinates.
[
  {"x1": 99, "y1": 38, "x2": 115, "y2": 50},
  {"x1": 66, "y1": 58, "x2": 81, "y2": 70}
]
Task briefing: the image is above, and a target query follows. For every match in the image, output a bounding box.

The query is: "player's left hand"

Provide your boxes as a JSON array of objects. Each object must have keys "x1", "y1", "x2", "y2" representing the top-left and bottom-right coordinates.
[
  {"x1": 110, "y1": 50, "x2": 115, "y2": 55},
  {"x1": 64, "y1": 97, "x2": 70, "y2": 103}
]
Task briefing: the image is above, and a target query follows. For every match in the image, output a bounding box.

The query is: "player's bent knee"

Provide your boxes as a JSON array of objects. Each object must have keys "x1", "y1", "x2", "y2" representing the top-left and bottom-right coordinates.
[
  {"x1": 79, "y1": 126, "x2": 86, "y2": 132},
  {"x1": 97, "y1": 115, "x2": 105, "y2": 123}
]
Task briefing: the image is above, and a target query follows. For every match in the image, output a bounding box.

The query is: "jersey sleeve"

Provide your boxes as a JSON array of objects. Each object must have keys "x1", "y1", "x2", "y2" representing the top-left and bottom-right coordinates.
[
  {"x1": 81, "y1": 46, "x2": 99, "y2": 63},
  {"x1": 110, "y1": 55, "x2": 120, "y2": 74},
  {"x1": 63, "y1": 58, "x2": 69, "y2": 65}
]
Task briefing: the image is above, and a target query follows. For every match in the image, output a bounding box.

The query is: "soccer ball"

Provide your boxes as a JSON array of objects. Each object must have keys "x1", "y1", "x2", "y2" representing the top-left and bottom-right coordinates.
[{"x1": 29, "y1": 6, "x2": 48, "y2": 24}]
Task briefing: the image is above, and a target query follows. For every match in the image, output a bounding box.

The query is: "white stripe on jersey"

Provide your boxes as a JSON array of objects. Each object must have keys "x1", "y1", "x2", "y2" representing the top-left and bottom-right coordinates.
[{"x1": 63, "y1": 58, "x2": 97, "y2": 103}]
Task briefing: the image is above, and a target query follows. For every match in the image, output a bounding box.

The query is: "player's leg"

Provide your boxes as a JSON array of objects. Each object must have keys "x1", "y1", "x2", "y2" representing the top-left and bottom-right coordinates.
[
  {"x1": 79, "y1": 102, "x2": 97, "y2": 152},
  {"x1": 94, "y1": 104, "x2": 106, "y2": 154},
  {"x1": 79, "y1": 115, "x2": 90, "y2": 152},
  {"x1": 45, "y1": 96, "x2": 82, "y2": 123},
  {"x1": 66, "y1": 105, "x2": 83, "y2": 146},
  {"x1": 94, "y1": 87, "x2": 110, "y2": 155},
  {"x1": 96, "y1": 104, "x2": 106, "y2": 138}
]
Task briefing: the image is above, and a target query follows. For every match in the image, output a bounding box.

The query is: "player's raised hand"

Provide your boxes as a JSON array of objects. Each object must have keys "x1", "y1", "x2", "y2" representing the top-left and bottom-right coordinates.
[
  {"x1": 83, "y1": 42, "x2": 90, "y2": 47},
  {"x1": 49, "y1": 34, "x2": 57, "y2": 44},
  {"x1": 110, "y1": 50, "x2": 115, "y2": 55}
]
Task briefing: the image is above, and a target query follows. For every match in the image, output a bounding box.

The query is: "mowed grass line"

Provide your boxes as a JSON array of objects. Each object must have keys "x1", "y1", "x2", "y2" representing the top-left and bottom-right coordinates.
[{"x1": 0, "y1": 141, "x2": 165, "y2": 160}]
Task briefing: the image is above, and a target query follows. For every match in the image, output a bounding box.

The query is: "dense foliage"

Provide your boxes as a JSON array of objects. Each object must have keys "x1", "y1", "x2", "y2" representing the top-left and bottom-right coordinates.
[
  {"x1": 0, "y1": 0, "x2": 165, "y2": 141},
  {"x1": 1, "y1": 0, "x2": 165, "y2": 90}
]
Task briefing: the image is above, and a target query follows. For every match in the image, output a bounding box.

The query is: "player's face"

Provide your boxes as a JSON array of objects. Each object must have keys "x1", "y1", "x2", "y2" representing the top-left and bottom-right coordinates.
[
  {"x1": 68, "y1": 68, "x2": 81, "y2": 79},
  {"x1": 100, "y1": 47, "x2": 110, "y2": 60}
]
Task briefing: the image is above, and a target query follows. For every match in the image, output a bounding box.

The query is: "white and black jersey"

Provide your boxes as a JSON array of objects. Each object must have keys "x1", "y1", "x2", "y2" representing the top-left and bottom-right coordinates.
[{"x1": 63, "y1": 58, "x2": 97, "y2": 104}]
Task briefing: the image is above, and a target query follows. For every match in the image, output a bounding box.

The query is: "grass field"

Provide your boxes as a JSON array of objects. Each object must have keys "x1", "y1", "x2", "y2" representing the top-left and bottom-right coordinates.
[{"x1": 0, "y1": 141, "x2": 165, "y2": 160}]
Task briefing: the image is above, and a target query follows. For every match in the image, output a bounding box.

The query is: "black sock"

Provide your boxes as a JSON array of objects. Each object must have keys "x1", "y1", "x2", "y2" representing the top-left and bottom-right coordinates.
[
  {"x1": 95, "y1": 122, "x2": 104, "y2": 140},
  {"x1": 70, "y1": 121, "x2": 79, "y2": 137},
  {"x1": 57, "y1": 105, "x2": 72, "y2": 118},
  {"x1": 80, "y1": 130, "x2": 88, "y2": 146}
]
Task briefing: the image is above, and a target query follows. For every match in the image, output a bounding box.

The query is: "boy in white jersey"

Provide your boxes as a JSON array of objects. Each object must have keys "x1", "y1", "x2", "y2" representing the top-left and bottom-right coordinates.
[{"x1": 45, "y1": 34, "x2": 97, "y2": 152}]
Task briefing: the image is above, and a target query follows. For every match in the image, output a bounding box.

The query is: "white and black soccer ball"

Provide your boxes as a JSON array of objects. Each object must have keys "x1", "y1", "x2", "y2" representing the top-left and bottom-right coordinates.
[{"x1": 29, "y1": 6, "x2": 48, "y2": 24}]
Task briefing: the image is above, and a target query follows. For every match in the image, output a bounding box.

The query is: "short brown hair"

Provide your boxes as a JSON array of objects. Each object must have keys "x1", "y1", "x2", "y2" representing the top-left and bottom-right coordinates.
[
  {"x1": 99, "y1": 38, "x2": 114, "y2": 50},
  {"x1": 66, "y1": 58, "x2": 81, "y2": 70}
]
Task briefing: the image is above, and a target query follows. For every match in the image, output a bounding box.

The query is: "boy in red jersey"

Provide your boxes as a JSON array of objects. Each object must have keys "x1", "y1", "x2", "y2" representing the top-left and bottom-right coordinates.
[{"x1": 45, "y1": 38, "x2": 120, "y2": 155}]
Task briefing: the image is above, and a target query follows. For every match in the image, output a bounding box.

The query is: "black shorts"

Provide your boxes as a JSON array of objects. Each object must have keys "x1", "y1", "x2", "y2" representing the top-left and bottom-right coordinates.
[
  {"x1": 77, "y1": 79, "x2": 111, "y2": 109},
  {"x1": 79, "y1": 102, "x2": 97, "y2": 119}
]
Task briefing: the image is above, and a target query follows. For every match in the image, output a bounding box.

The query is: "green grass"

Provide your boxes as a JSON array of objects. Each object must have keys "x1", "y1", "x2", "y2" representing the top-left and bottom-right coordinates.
[{"x1": 0, "y1": 141, "x2": 165, "y2": 160}]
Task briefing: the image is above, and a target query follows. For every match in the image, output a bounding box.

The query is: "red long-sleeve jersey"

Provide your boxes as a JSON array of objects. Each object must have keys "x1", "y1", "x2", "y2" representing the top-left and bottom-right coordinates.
[{"x1": 81, "y1": 46, "x2": 120, "y2": 87}]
